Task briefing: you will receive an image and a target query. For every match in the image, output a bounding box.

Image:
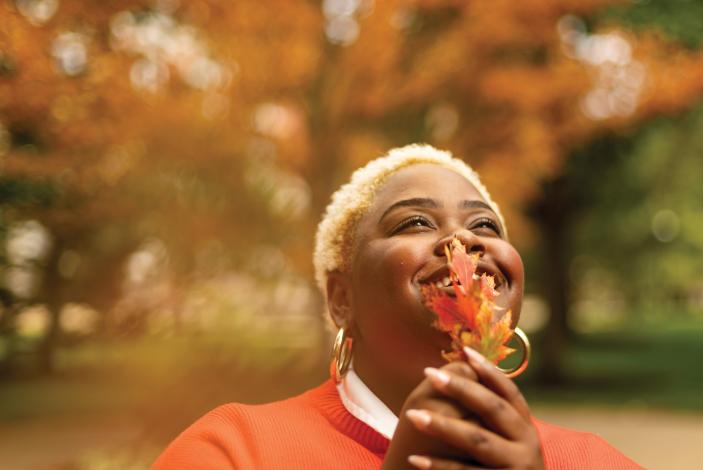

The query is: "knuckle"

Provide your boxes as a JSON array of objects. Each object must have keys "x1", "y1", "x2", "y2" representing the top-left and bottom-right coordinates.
[
  {"x1": 515, "y1": 436, "x2": 543, "y2": 469},
  {"x1": 405, "y1": 393, "x2": 422, "y2": 407},
  {"x1": 504, "y1": 380, "x2": 521, "y2": 400},
  {"x1": 472, "y1": 435, "x2": 491, "y2": 455},
  {"x1": 411, "y1": 396, "x2": 436, "y2": 410},
  {"x1": 487, "y1": 397, "x2": 506, "y2": 414},
  {"x1": 406, "y1": 390, "x2": 433, "y2": 409},
  {"x1": 431, "y1": 400, "x2": 464, "y2": 419},
  {"x1": 445, "y1": 374, "x2": 468, "y2": 394},
  {"x1": 464, "y1": 428, "x2": 489, "y2": 449},
  {"x1": 422, "y1": 397, "x2": 463, "y2": 419},
  {"x1": 444, "y1": 361, "x2": 476, "y2": 380}
]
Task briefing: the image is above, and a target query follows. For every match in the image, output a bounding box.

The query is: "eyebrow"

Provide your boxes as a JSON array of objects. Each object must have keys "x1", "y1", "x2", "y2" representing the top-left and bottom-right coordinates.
[
  {"x1": 380, "y1": 198, "x2": 497, "y2": 221},
  {"x1": 380, "y1": 198, "x2": 439, "y2": 221},
  {"x1": 459, "y1": 200, "x2": 495, "y2": 212}
]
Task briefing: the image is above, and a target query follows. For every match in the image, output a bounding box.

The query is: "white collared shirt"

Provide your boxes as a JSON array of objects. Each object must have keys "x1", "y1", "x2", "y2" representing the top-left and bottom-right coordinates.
[{"x1": 336, "y1": 363, "x2": 399, "y2": 440}]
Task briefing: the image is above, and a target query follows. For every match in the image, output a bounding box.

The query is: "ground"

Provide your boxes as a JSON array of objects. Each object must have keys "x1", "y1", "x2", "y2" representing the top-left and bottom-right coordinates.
[{"x1": 532, "y1": 405, "x2": 703, "y2": 469}]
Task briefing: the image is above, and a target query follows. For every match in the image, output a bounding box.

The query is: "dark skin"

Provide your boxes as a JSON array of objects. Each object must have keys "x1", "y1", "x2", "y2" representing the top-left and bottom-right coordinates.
[{"x1": 327, "y1": 164, "x2": 543, "y2": 469}]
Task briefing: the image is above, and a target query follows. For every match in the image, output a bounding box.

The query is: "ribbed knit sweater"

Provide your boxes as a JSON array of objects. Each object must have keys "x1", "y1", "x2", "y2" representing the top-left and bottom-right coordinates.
[{"x1": 153, "y1": 380, "x2": 643, "y2": 469}]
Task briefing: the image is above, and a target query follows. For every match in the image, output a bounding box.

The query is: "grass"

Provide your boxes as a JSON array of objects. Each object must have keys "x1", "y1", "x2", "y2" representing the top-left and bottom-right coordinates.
[
  {"x1": 0, "y1": 335, "x2": 329, "y2": 432},
  {"x1": 520, "y1": 316, "x2": 703, "y2": 411}
]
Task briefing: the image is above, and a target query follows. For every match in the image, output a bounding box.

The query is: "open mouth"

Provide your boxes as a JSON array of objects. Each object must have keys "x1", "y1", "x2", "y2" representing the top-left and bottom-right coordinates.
[
  {"x1": 421, "y1": 264, "x2": 507, "y2": 296},
  {"x1": 478, "y1": 267, "x2": 507, "y2": 291},
  {"x1": 432, "y1": 273, "x2": 481, "y2": 289},
  {"x1": 431, "y1": 273, "x2": 475, "y2": 296}
]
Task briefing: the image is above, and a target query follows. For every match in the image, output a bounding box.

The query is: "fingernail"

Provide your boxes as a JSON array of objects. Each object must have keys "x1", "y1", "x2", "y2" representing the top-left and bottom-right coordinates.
[
  {"x1": 464, "y1": 346, "x2": 487, "y2": 366},
  {"x1": 408, "y1": 455, "x2": 432, "y2": 469},
  {"x1": 424, "y1": 367, "x2": 450, "y2": 388},
  {"x1": 406, "y1": 409, "x2": 432, "y2": 428}
]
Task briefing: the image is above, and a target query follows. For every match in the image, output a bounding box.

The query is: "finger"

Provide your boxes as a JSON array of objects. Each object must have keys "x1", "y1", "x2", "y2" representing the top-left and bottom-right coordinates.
[
  {"x1": 405, "y1": 408, "x2": 516, "y2": 467},
  {"x1": 407, "y1": 454, "x2": 484, "y2": 470},
  {"x1": 424, "y1": 366, "x2": 526, "y2": 440},
  {"x1": 464, "y1": 347, "x2": 531, "y2": 421},
  {"x1": 440, "y1": 360, "x2": 479, "y2": 383},
  {"x1": 405, "y1": 362, "x2": 477, "y2": 410},
  {"x1": 406, "y1": 372, "x2": 445, "y2": 405}
]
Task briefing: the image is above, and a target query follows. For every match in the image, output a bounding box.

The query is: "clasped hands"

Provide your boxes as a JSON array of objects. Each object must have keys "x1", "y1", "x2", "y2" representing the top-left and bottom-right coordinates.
[{"x1": 382, "y1": 347, "x2": 544, "y2": 470}]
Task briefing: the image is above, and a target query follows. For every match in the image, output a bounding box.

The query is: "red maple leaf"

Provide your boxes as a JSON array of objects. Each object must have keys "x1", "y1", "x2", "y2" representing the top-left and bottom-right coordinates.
[{"x1": 422, "y1": 238, "x2": 515, "y2": 364}]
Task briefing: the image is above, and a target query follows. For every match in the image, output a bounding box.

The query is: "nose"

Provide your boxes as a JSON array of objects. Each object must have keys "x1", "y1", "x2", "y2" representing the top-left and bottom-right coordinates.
[{"x1": 433, "y1": 228, "x2": 485, "y2": 258}]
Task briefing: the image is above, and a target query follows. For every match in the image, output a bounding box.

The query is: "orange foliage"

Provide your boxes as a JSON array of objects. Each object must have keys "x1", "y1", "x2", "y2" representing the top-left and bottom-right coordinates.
[
  {"x1": 422, "y1": 238, "x2": 514, "y2": 364},
  {"x1": 317, "y1": 0, "x2": 703, "y2": 244}
]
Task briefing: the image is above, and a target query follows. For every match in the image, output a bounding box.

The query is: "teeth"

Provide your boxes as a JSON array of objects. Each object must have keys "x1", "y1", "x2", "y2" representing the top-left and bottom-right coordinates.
[
  {"x1": 427, "y1": 271, "x2": 503, "y2": 291},
  {"x1": 434, "y1": 276, "x2": 453, "y2": 288}
]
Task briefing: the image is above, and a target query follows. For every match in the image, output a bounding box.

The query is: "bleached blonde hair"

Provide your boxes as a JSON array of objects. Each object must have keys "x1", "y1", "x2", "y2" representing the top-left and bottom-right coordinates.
[{"x1": 313, "y1": 143, "x2": 506, "y2": 300}]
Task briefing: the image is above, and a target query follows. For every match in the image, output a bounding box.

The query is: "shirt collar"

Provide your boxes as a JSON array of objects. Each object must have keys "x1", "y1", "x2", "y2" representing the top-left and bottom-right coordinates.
[{"x1": 335, "y1": 363, "x2": 398, "y2": 440}]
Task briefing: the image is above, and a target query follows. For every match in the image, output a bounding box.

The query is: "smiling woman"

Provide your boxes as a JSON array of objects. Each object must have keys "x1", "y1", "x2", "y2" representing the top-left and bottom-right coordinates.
[
  {"x1": 153, "y1": 144, "x2": 643, "y2": 470},
  {"x1": 326, "y1": 163, "x2": 526, "y2": 416}
]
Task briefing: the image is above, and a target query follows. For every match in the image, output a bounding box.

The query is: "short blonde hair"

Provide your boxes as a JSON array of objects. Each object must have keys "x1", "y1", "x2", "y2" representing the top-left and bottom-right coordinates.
[{"x1": 313, "y1": 143, "x2": 506, "y2": 299}]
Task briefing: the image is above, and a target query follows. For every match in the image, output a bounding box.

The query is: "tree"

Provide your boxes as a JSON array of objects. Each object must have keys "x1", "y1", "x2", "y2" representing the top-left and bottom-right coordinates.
[
  {"x1": 3, "y1": 0, "x2": 703, "y2": 379},
  {"x1": 1, "y1": 0, "x2": 321, "y2": 371}
]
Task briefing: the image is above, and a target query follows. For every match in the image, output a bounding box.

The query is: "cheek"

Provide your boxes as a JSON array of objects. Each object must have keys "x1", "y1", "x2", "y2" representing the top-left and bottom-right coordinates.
[
  {"x1": 493, "y1": 242, "x2": 525, "y2": 321},
  {"x1": 504, "y1": 245, "x2": 525, "y2": 288},
  {"x1": 350, "y1": 239, "x2": 446, "y2": 358},
  {"x1": 350, "y1": 238, "x2": 437, "y2": 328},
  {"x1": 353, "y1": 240, "x2": 422, "y2": 294},
  {"x1": 508, "y1": 265, "x2": 525, "y2": 323}
]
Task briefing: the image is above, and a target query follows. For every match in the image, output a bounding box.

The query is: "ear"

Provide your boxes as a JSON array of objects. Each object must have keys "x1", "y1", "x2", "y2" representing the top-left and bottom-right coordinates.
[{"x1": 326, "y1": 270, "x2": 353, "y2": 329}]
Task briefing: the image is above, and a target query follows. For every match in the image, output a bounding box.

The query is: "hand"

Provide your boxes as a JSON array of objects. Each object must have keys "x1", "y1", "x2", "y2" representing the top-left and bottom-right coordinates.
[
  {"x1": 404, "y1": 347, "x2": 544, "y2": 469},
  {"x1": 382, "y1": 360, "x2": 483, "y2": 470}
]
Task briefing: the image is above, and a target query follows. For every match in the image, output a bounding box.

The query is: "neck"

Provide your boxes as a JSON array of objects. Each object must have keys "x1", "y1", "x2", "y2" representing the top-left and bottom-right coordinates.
[{"x1": 352, "y1": 350, "x2": 417, "y2": 416}]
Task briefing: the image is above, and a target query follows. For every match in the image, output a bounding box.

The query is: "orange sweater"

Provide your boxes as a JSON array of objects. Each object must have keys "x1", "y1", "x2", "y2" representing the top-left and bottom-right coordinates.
[{"x1": 153, "y1": 380, "x2": 643, "y2": 469}]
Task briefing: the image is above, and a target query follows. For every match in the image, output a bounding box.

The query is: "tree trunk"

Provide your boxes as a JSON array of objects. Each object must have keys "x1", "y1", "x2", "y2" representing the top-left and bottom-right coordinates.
[
  {"x1": 532, "y1": 177, "x2": 572, "y2": 384},
  {"x1": 0, "y1": 288, "x2": 17, "y2": 376},
  {"x1": 37, "y1": 239, "x2": 63, "y2": 375}
]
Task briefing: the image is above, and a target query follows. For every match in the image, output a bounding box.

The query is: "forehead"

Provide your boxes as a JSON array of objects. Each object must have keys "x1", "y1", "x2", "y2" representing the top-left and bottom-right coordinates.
[{"x1": 369, "y1": 164, "x2": 485, "y2": 211}]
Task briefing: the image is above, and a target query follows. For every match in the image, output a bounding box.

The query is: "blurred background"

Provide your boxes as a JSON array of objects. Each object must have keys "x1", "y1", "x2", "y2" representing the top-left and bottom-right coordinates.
[{"x1": 1, "y1": 0, "x2": 702, "y2": 468}]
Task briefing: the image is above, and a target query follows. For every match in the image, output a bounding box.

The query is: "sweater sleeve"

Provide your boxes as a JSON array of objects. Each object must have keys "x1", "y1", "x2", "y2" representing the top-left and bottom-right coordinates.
[{"x1": 152, "y1": 405, "x2": 250, "y2": 470}]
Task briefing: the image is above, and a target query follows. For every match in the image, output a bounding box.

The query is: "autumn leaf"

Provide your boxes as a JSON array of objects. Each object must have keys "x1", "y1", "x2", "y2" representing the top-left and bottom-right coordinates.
[
  {"x1": 423, "y1": 286, "x2": 465, "y2": 332},
  {"x1": 422, "y1": 238, "x2": 515, "y2": 365},
  {"x1": 447, "y1": 238, "x2": 478, "y2": 292}
]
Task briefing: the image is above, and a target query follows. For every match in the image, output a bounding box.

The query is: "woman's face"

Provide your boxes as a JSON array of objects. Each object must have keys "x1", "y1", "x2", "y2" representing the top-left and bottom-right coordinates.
[{"x1": 345, "y1": 164, "x2": 524, "y2": 392}]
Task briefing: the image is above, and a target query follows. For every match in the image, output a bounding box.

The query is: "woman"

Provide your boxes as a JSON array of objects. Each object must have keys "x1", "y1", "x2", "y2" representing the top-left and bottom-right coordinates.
[{"x1": 153, "y1": 144, "x2": 642, "y2": 469}]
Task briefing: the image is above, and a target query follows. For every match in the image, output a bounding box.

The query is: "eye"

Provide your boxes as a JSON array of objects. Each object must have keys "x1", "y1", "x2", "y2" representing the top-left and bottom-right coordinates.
[
  {"x1": 471, "y1": 217, "x2": 501, "y2": 236},
  {"x1": 391, "y1": 215, "x2": 435, "y2": 235}
]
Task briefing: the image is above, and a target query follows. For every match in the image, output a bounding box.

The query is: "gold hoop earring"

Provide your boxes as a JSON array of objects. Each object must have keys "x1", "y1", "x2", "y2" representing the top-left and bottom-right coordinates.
[
  {"x1": 332, "y1": 328, "x2": 353, "y2": 383},
  {"x1": 498, "y1": 327, "x2": 531, "y2": 379}
]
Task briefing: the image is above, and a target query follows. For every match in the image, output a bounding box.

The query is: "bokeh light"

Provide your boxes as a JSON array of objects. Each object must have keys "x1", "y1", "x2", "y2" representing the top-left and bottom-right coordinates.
[
  {"x1": 51, "y1": 32, "x2": 88, "y2": 76},
  {"x1": 559, "y1": 15, "x2": 645, "y2": 120},
  {"x1": 651, "y1": 209, "x2": 680, "y2": 242},
  {"x1": 15, "y1": 0, "x2": 58, "y2": 26}
]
